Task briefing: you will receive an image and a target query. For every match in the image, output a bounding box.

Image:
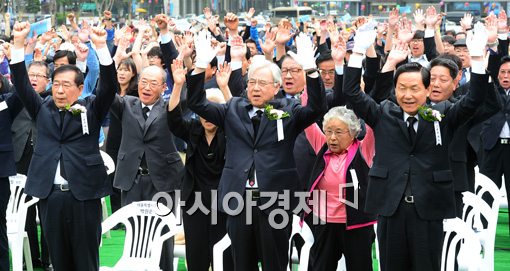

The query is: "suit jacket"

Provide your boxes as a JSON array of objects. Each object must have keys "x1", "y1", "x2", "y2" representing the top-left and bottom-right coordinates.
[
  {"x1": 110, "y1": 95, "x2": 184, "y2": 192},
  {"x1": 10, "y1": 61, "x2": 116, "y2": 200},
  {"x1": 0, "y1": 89, "x2": 23, "y2": 177},
  {"x1": 187, "y1": 71, "x2": 327, "y2": 213},
  {"x1": 343, "y1": 66, "x2": 489, "y2": 220}
]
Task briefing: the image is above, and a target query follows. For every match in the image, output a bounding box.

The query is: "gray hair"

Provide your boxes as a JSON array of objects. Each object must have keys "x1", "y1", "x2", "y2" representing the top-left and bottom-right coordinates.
[
  {"x1": 247, "y1": 58, "x2": 282, "y2": 86},
  {"x1": 205, "y1": 88, "x2": 226, "y2": 104},
  {"x1": 322, "y1": 106, "x2": 361, "y2": 137},
  {"x1": 140, "y1": 65, "x2": 167, "y2": 84}
]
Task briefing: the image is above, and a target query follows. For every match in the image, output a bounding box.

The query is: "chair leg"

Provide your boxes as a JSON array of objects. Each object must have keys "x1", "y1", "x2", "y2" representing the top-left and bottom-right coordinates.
[
  {"x1": 9, "y1": 237, "x2": 23, "y2": 271},
  {"x1": 23, "y1": 233, "x2": 33, "y2": 271},
  {"x1": 102, "y1": 198, "x2": 111, "y2": 238}
]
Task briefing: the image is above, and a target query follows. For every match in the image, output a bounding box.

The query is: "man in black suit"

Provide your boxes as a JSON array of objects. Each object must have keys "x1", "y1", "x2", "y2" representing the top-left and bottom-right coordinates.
[
  {"x1": 343, "y1": 23, "x2": 490, "y2": 271},
  {"x1": 10, "y1": 22, "x2": 116, "y2": 271},
  {"x1": 187, "y1": 31, "x2": 326, "y2": 270},
  {"x1": 0, "y1": 64, "x2": 23, "y2": 271}
]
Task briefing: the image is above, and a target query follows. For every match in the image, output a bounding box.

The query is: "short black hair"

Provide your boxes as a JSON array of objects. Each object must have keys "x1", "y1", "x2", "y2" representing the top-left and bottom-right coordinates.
[
  {"x1": 53, "y1": 50, "x2": 77, "y2": 65},
  {"x1": 412, "y1": 30, "x2": 425, "y2": 40},
  {"x1": 316, "y1": 50, "x2": 333, "y2": 66},
  {"x1": 28, "y1": 61, "x2": 51, "y2": 78},
  {"x1": 501, "y1": 55, "x2": 510, "y2": 66},
  {"x1": 394, "y1": 62, "x2": 430, "y2": 88},
  {"x1": 435, "y1": 53, "x2": 462, "y2": 71},
  {"x1": 430, "y1": 57, "x2": 459, "y2": 80},
  {"x1": 147, "y1": 46, "x2": 163, "y2": 59},
  {"x1": 52, "y1": 65, "x2": 84, "y2": 86},
  {"x1": 441, "y1": 35, "x2": 456, "y2": 45}
]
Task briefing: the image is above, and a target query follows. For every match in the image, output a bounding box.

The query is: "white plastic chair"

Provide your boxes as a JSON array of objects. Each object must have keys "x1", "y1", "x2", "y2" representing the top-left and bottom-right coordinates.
[
  {"x1": 212, "y1": 232, "x2": 232, "y2": 271},
  {"x1": 441, "y1": 218, "x2": 482, "y2": 271},
  {"x1": 474, "y1": 172, "x2": 501, "y2": 213},
  {"x1": 462, "y1": 191, "x2": 499, "y2": 271},
  {"x1": 100, "y1": 150, "x2": 115, "y2": 238},
  {"x1": 100, "y1": 201, "x2": 182, "y2": 271},
  {"x1": 7, "y1": 174, "x2": 39, "y2": 271}
]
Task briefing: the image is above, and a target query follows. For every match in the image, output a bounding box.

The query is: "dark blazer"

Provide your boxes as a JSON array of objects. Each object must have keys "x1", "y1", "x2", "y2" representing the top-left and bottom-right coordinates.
[
  {"x1": 0, "y1": 89, "x2": 23, "y2": 177},
  {"x1": 10, "y1": 61, "x2": 116, "y2": 200},
  {"x1": 110, "y1": 95, "x2": 184, "y2": 192},
  {"x1": 343, "y1": 66, "x2": 489, "y2": 220},
  {"x1": 187, "y1": 71, "x2": 327, "y2": 212}
]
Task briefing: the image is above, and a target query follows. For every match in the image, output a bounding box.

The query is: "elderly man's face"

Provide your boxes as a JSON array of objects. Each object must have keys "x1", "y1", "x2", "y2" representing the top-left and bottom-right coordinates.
[
  {"x1": 498, "y1": 62, "x2": 510, "y2": 90},
  {"x1": 138, "y1": 67, "x2": 166, "y2": 105},
  {"x1": 28, "y1": 64, "x2": 50, "y2": 93},
  {"x1": 318, "y1": 59, "x2": 336, "y2": 89},
  {"x1": 52, "y1": 70, "x2": 83, "y2": 109},
  {"x1": 429, "y1": 65, "x2": 457, "y2": 103},
  {"x1": 395, "y1": 71, "x2": 431, "y2": 115},
  {"x1": 442, "y1": 42, "x2": 454, "y2": 54},
  {"x1": 247, "y1": 68, "x2": 280, "y2": 108},
  {"x1": 454, "y1": 46, "x2": 471, "y2": 68},
  {"x1": 281, "y1": 57, "x2": 305, "y2": 95}
]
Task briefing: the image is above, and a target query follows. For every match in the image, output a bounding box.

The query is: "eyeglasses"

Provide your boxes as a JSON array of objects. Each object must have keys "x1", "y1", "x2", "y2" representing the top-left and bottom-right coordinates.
[
  {"x1": 247, "y1": 78, "x2": 275, "y2": 88},
  {"x1": 281, "y1": 68, "x2": 303, "y2": 76},
  {"x1": 52, "y1": 81, "x2": 76, "y2": 90},
  {"x1": 324, "y1": 129, "x2": 349, "y2": 137},
  {"x1": 319, "y1": 69, "x2": 335, "y2": 76},
  {"x1": 139, "y1": 80, "x2": 164, "y2": 89},
  {"x1": 28, "y1": 73, "x2": 48, "y2": 79},
  {"x1": 410, "y1": 39, "x2": 423, "y2": 44}
]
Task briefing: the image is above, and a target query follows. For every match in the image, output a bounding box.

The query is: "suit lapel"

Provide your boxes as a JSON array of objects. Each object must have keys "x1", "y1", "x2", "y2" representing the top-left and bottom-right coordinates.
[
  {"x1": 133, "y1": 99, "x2": 145, "y2": 130},
  {"x1": 389, "y1": 104, "x2": 411, "y2": 144},
  {"x1": 143, "y1": 98, "x2": 163, "y2": 136},
  {"x1": 238, "y1": 99, "x2": 255, "y2": 140},
  {"x1": 51, "y1": 106, "x2": 61, "y2": 132}
]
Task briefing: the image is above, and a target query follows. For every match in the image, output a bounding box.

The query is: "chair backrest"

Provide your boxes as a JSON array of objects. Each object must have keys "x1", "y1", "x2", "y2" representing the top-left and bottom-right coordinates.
[
  {"x1": 441, "y1": 218, "x2": 482, "y2": 271},
  {"x1": 212, "y1": 233, "x2": 232, "y2": 271},
  {"x1": 100, "y1": 150, "x2": 115, "y2": 175},
  {"x1": 288, "y1": 215, "x2": 314, "y2": 271},
  {"x1": 474, "y1": 172, "x2": 501, "y2": 212},
  {"x1": 462, "y1": 192, "x2": 498, "y2": 271},
  {"x1": 101, "y1": 201, "x2": 181, "y2": 270},
  {"x1": 6, "y1": 174, "x2": 39, "y2": 235}
]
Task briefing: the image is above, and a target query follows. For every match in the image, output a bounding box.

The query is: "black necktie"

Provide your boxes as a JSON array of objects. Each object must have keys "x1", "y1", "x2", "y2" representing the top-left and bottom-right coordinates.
[
  {"x1": 59, "y1": 111, "x2": 67, "y2": 179},
  {"x1": 251, "y1": 110, "x2": 263, "y2": 137},
  {"x1": 142, "y1": 106, "x2": 150, "y2": 120},
  {"x1": 407, "y1": 116, "x2": 417, "y2": 145}
]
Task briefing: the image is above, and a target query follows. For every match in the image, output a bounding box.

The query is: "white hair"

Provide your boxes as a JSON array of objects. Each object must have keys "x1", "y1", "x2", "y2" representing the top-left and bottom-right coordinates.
[
  {"x1": 140, "y1": 65, "x2": 167, "y2": 83},
  {"x1": 205, "y1": 88, "x2": 226, "y2": 104},
  {"x1": 247, "y1": 58, "x2": 282, "y2": 86},
  {"x1": 322, "y1": 106, "x2": 361, "y2": 137}
]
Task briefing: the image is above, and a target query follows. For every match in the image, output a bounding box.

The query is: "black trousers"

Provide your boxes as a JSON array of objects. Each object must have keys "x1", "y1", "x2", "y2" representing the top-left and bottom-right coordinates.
[
  {"x1": 121, "y1": 174, "x2": 174, "y2": 271},
  {"x1": 480, "y1": 141, "x2": 510, "y2": 234},
  {"x1": 226, "y1": 199, "x2": 292, "y2": 271},
  {"x1": 309, "y1": 220, "x2": 374, "y2": 271},
  {"x1": 182, "y1": 191, "x2": 233, "y2": 271},
  {"x1": 0, "y1": 178, "x2": 10, "y2": 271},
  {"x1": 39, "y1": 189, "x2": 102, "y2": 271},
  {"x1": 377, "y1": 201, "x2": 443, "y2": 271}
]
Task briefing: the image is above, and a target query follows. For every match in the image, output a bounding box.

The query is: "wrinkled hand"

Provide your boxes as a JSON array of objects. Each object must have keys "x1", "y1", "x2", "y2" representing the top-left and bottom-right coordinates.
[
  {"x1": 230, "y1": 36, "x2": 246, "y2": 61},
  {"x1": 194, "y1": 30, "x2": 219, "y2": 69},
  {"x1": 224, "y1": 13, "x2": 239, "y2": 33},
  {"x1": 352, "y1": 20, "x2": 377, "y2": 54},
  {"x1": 12, "y1": 21, "x2": 31, "y2": 48},
  {"x1": 216, "y1": 62, "x2": 232, "y2": 89},
  {"x1": 460, "y1": 13, "x2": 473, "y2": 31},
  {"x1": 171, "y1": 58, "x2": 187, "y2": 86},
  {"x1": 288, "y1": 33, "x2": 316, "y2": 70},
  {"x1": 466, "y1": 22, "x2": 488, "y2": 57},
  {"x1": 331, "y1": 35, "x2": 346, "y2": 65},
  {"x1": 89, "y1": 27, "x2": 107, "y2": 49}
]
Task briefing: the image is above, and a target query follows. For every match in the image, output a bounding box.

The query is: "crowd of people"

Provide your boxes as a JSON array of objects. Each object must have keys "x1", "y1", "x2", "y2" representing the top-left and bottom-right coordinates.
[{"x1": 0, "y1": 5, "x2": 509, "y2": 271}]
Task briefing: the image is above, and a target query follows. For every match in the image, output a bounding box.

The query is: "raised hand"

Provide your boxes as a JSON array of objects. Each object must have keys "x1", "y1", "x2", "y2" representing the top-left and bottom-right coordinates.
[
  {"x1": 171, "y1": 58, "x2": 187, "y2": 86},
  {"x1": 260, "y1": 29, "x2": 276, "y2": 56},
  {"x1": 386, "y1": 40, "x2": 409, "y2": 67},
  {"x1": 276, "y1": 19, "x2": 293, "y2": 45},
  {"x1": 155, "y1": 14, "x2": 170, "y2": 32},
  {"x1": 89, "y1": 27, "x2": 107, "y2": 49},
  {"x1": 485, "y1": 13, "x2": 498, "y2": 43},
  {"x1": 498, "y1": 10, "x2": 508, "y2": 33},
  {"x1": 230, "y1": 36, "x2": 246, "y2": 61},
  {"x1": 12, "y1": 21, "x2": 31, "y2": 48},
  {"x1": 466, "y1": 22, "x2": 488, "y2": 57},
  {"x1": 194, "y1": 29, "x2": 219, "y2": 69},
  {"x1": 103, "y1": 10, "x2": 112, "y2": 20},
  {"x1": 67, "y1": 13, "x2": 75, "y2": 23},
  {"x1": 224, "y1": 13, "x2": 239, "y2": 34},
  {"x1": 216, "y1": 62, "x2": 232, "y2": 89},
  {"x1": 331, "y1": 35, "x2": 346, "y2": 65},
  {"x1": 78, "y1": 27, "x2": 90, "y2": 43},
  {"x1": 60, "y1": 24, "x2": 71, "y2": 42},
  {"x1": 288, "y1": 33, "x2": 317, "y2": 70},
  {"x1": 460, "y1": 13, "x2": 473, "y2": 31},
  {"x1": 74, "y1": 42, "x2": 90, "y2": 61},
  {"x1": 352, "y1": 20, "x2": 377, "y2": 54},
  {"x1": 327, "y1": 21, "x2": 340, "y2": 46},
  {"x1": 2, "y1": 42, "x2": 11, "y2": 60},
  {"x1": 425, "y1": 6, "x2": 439, "y2": 29},
  {"x1": 203, "y1": 7, "x2": 212, "y2": 20},
  {"x1": 388, "y1": 8, "x2": 400, "y2": 30},
  {"x1": 397, "y1": 17, "x2": 415, "y2": 43},
  {"x1": 413, "y1": 9, "x2": 425, "y2": 27},
  {"x1": 33, "y1": 47, "x2": 43, "y2": 62},
  {"x1": 246, "y1": 7, "x2": 255, "y2": 20}
]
